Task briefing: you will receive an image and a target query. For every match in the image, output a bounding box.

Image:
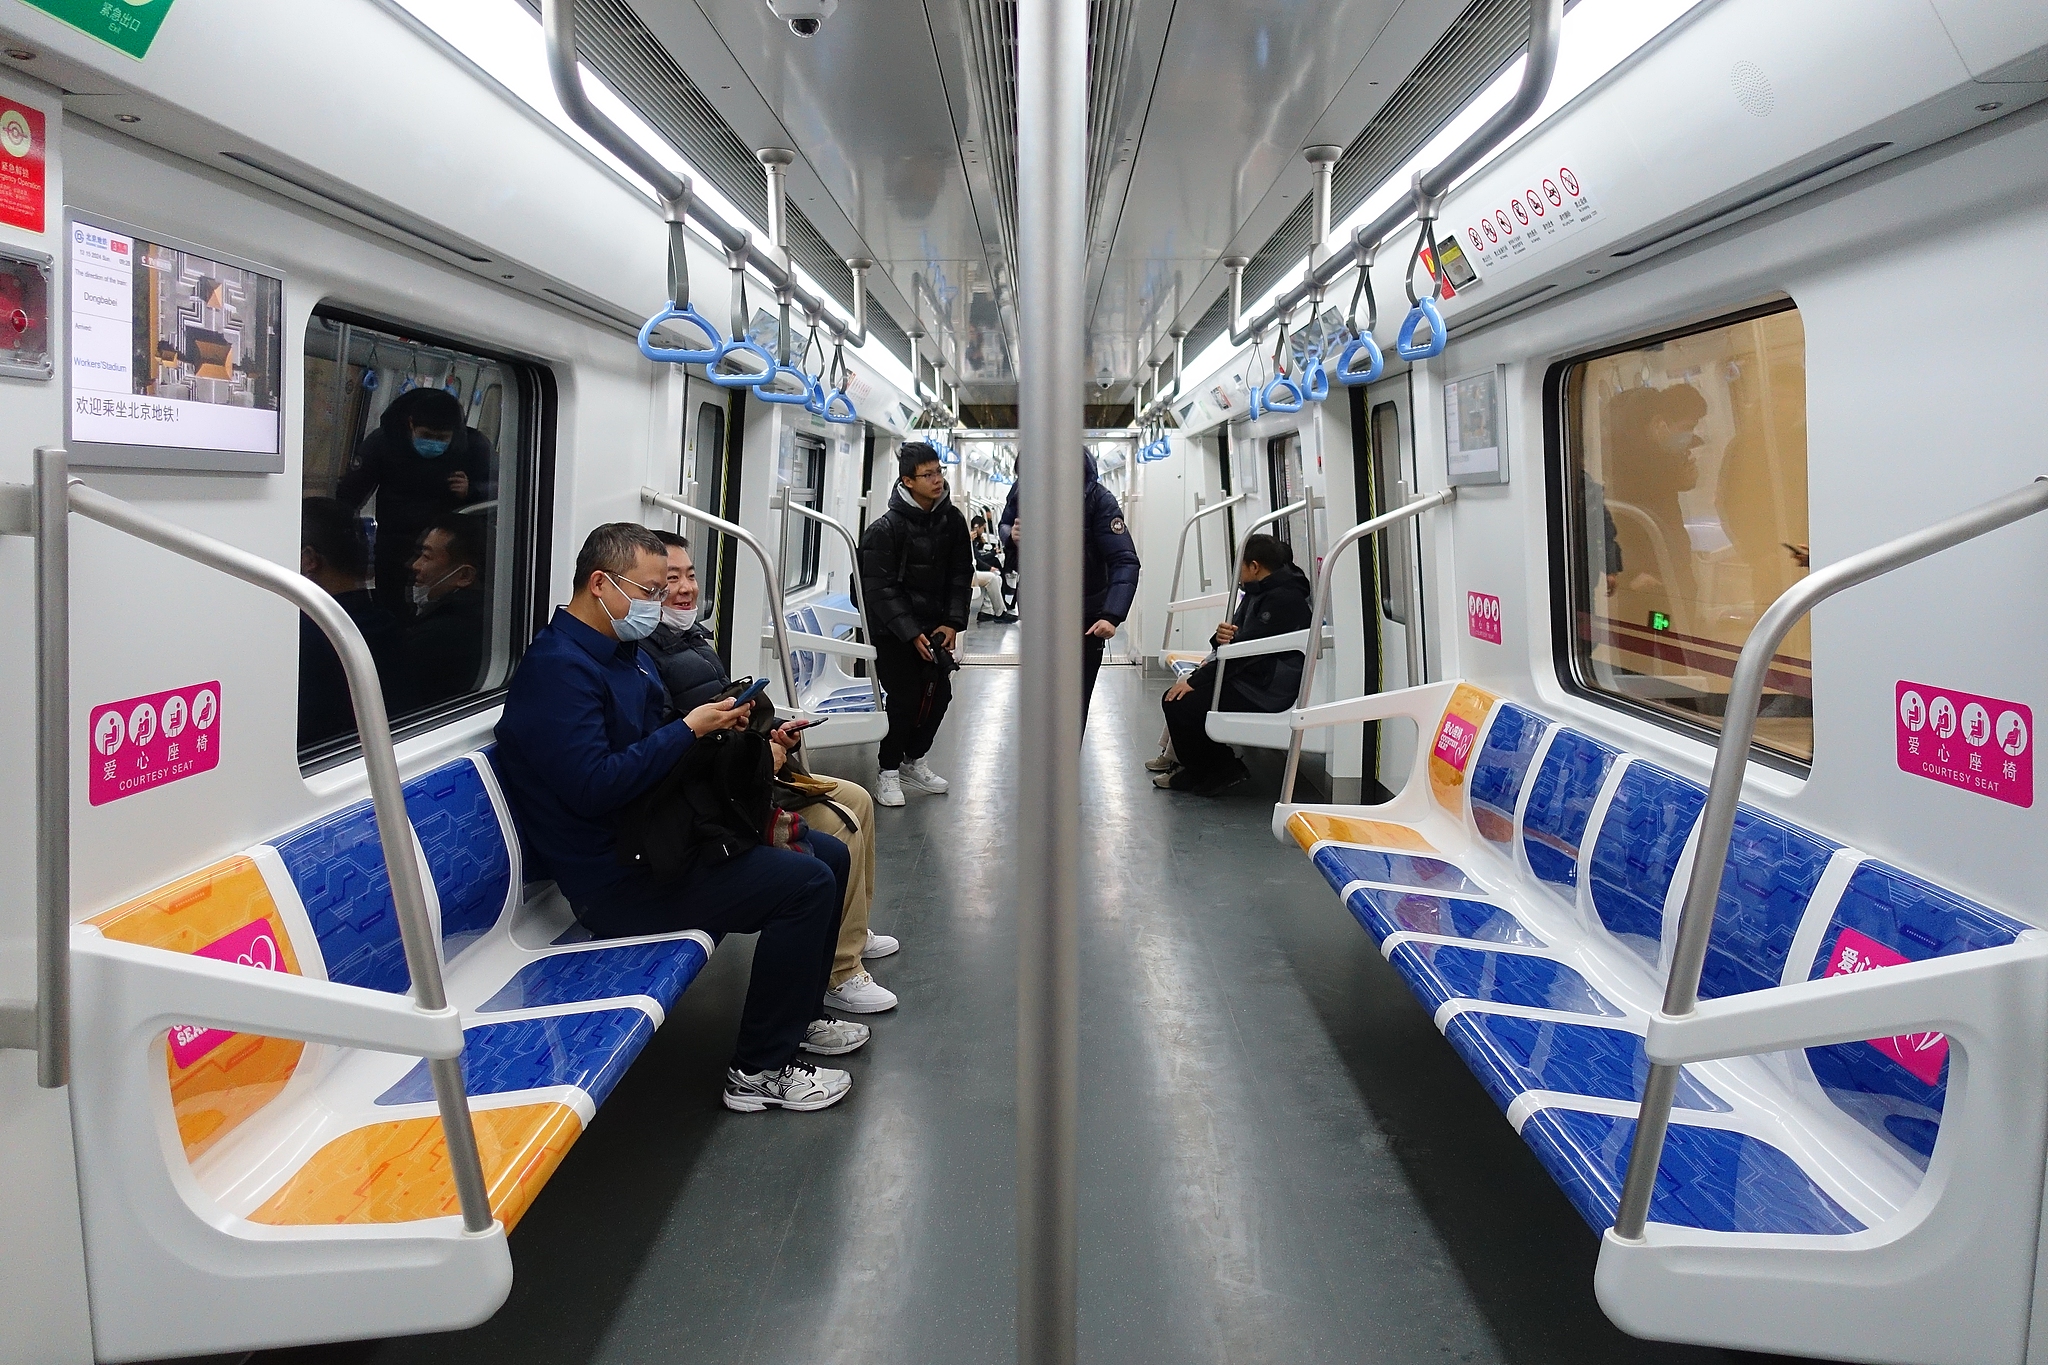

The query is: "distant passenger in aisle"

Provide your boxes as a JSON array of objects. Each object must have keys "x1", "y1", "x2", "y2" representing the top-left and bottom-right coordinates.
[
  {"x1": 335, "y1": 387, "x2": 494, "y2": 615},
  {"x1": 401, "y1": 514, "x2": 488, "y2": 710},
  {"x1": 641, "y1": 531, "x2": 902, "y2": 1013},
  {"x1": 494, "y1": 522, "x2": 861, "y2": 1113},
  {"x1": 296, "y1": 497, "x2": 402, "y2": 749},
  {"x1": 970, "y1": 514, "x2": 1014, "y2": 623},
  {"x1": 1155, "y1": 534, "x2": 1312, "y2": 796},
  {"x1": 998, "y1": 449, "x2": 1140, "y2": 730},
  {"x1": 859, "y1": 442, "x2": 972, "y2": 807}
]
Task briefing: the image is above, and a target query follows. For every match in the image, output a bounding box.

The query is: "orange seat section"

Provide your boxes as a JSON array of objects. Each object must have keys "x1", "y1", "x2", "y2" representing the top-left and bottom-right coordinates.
[
  {"x1": 90, "y1": 857, "x2": 307, "y2": 1162},
  {"x1": 249, "y1": 1103, "x2": 584, "y2": 1233},
  {"x1": 1430, "y1": 684, "x2": 1500, "y2": 816},
  {"x1": 1286, "y1": 812, "x2": 1437, "y2": 854}
]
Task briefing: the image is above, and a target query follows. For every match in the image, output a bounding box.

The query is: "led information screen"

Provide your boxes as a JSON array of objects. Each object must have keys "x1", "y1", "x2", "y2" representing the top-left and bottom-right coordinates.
[{"x1": 67, "y1": 212, "x2": 284, "y2": 472}]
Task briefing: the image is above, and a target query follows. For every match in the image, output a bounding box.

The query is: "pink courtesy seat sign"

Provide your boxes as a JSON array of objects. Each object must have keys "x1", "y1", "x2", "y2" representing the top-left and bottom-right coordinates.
[
  {"x1": 89, "y1": 681, "x2": 221, "y2": 806},
  {"x1": 168, "y1": 918, "x2": 287, "y2": 1068},
  {"x1": 1433, "y1": 713, "x2": 1479, "y2": 772},
  {"x1": 1823, "y1": 927, "x2": 1948, "y2": 1086},
  {"x1": 1896, "y1": 680, "x2": 2030, "y2": 808}
]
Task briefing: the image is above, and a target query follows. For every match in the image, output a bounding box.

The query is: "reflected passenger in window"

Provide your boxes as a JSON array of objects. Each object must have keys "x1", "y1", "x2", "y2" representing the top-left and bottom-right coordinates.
[
  {"x1": 1602, "y1": 383, "x2": 1707, "y2": 612},
  {"x1": 297, "y1": 497, "x2": 402, "y2": 748},
  {"x1": 401, "y1": 514, "x2": 488, "y2": 711},
  {"x1": 335, "y1": 387, "x2": 494, "y2": 614}
]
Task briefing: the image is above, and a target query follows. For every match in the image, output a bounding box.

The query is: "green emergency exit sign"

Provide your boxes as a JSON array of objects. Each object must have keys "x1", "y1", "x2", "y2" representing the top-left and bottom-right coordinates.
[
  {"x1": 17, "y1": 0, "x2": 175, "y2": 59},
  {"x1": 1648, "y1": 611, "x2": 1672, "y2": 632}
]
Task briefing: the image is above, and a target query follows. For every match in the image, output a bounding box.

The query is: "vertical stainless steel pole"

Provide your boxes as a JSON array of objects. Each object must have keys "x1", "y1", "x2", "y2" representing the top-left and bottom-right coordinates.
[
  {"x1": 1015, "y1": 0, "x2": 1086, "y2": 1359},
  {"x1": 35, "y1": 447, "x2": 70, "y2": 1089}
]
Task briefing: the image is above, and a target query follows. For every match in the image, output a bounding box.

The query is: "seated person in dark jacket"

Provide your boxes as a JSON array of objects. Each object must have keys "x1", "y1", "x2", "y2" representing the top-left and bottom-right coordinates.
[
  {"x1": 296, "y1": 498, "x2": 403, "y2": 749},
  {"x1": 1155, "y1": 534, "x2": 1313, "y2": 796},
  {"x1": 493, "y1": 523, "x2": 865, "y2": 1114},
  {"x1": 401, "y1": 514, "x2": 488, "y2": 711},
  {"x1": 335, "y1": 387, "x2": 493, "y2": 615},
  {"x1": 641, "y1": 530, "x2": 902, "y2": 1015}
]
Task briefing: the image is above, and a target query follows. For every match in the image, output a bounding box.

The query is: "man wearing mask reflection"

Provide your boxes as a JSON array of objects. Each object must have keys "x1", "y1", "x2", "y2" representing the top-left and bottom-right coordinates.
[
  {"x1": 336, "y1": 387, "x2": 494, "y2": 615},
  {"x1": 401, "y1": 514, "x2": 488, "y2": 711}
]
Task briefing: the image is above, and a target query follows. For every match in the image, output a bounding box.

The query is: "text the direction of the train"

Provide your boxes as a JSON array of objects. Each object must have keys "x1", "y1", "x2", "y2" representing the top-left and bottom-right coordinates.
[
  {"x1": 1896, "y1": 681, "x2": 2031, "y2": 809},
  {"x1": 89, "y1": 681, "x2": 221, "y2": 806},
  {"x1": 1461, "y1": 165, "x2": 1601, "y2": 275}
]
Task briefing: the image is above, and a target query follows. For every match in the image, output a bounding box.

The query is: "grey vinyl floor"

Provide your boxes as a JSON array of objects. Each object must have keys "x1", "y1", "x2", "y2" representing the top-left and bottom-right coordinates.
[{"x1": 257, "y1": 657, "x2": 1784, "y2": 1365}]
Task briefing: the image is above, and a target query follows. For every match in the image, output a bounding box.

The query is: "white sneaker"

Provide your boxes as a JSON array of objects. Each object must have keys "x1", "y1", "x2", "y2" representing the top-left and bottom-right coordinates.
[
  {"x1": 722, "y1": 1059, "x2": 851, "y2": 1112},
  {"x1": 801, "y1": 1017, "x2": 871, "y2": 1056},
  {"x1": 900, "y1": 757, "x2": 949, "y2": 793},
  {"x1": 824, "y1": 969, "x2": 898, "y2": 1013},
  {"x1": 863, "y1": 929, "x2": 900, "y2": 959},
  {"x1": 876, "y1": 770, "x2": 905, "y2": 807}
]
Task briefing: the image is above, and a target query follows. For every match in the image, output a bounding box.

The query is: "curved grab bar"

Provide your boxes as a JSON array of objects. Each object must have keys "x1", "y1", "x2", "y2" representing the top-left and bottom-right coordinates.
[
  {"x1": 1263, "y1": 375, "x2": 1305, "y2": 414},
  {"x1": 1303, "y1": 362, "x2": 1330, "y2": 403},
  {"x1": 638, "y1": 304, "x2": 724, "y2": 366},
  {"x1": 779, "y1": 499, "x2": 886, "y2": 717},
  {"x1": 1158, "y1": 491, "x2": 1250, "y2": 652},
  {"x1": 823, "y1": 388, "x2": 859, "y2": 425},
  {"x1": 708, "y1": 338, "x2": 777, "y2": 389},
  {"x1": 1395, "y1": 299, "x2": 1446, "y2": 360},
  {"x1": 1246, "y1": 384, "x2": 1264, "y2": 420},
  {"x1": 1335, "y1": 335, "x2": 1383, "y2": 386},
  {"x1": 642, "y1": 487, "x2": 798, "y2": 705}
]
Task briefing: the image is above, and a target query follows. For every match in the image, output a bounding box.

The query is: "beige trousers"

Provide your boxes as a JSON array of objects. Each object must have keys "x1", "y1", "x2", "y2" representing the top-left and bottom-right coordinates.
[{"x1": 799, "y1": 776, "x2": 876, "y2": 988}]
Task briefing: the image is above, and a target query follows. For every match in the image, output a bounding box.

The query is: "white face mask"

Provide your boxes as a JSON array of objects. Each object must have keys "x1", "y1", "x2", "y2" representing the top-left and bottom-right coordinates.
[
  {"x1": 603, "y1": 573, "x2": 664, "y2": 642},
  {"x1": 661, "y1": 602, "x2": 698, "y2": 632},
  {"x1": 409, "y1": 567, "x2": 465, "y2": 608}
]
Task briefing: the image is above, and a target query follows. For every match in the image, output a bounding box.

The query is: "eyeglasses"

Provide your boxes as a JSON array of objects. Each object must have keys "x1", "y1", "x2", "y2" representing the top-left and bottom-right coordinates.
[{"x1": 605, "y1": 571, "x2": 664, "y2": 602}]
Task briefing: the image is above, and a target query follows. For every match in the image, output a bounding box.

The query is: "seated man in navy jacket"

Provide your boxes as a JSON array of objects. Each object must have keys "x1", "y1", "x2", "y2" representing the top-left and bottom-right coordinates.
[{"x1": 494, "y1": 522, "x2": 864, "y2": 1113}]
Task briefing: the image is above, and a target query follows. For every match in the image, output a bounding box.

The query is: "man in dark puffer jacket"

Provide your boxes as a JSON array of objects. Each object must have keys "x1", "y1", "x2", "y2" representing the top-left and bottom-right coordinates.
[
  {"x1": 1157, "y1": 533, "x2": 1313, "y2": 796},
  {"x1": 858, "y1": 442, "x2": 972, "y2": 807}
]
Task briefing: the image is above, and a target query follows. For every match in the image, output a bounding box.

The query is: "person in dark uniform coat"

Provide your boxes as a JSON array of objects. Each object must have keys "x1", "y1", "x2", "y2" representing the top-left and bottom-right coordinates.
[
  {"x1": 336, "y1": 387, "x2": 494, "y2": 615},
  {"x1": 998, "y1": 449, "x2": 1141, "y2": 730},
  {"x1": 400, "y1": 513, "x2": 489, "y2": 711}
]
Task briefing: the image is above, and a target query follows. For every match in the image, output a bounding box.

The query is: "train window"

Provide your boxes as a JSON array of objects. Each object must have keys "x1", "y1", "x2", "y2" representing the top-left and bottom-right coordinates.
[
  {"x1": 782, "y1": 431, "x2": 827, "y2": 593},
  {"x1": 1370, "y1": 401, "x2": 1411, "y2": 625},
  {"x1": 684, "y1": 399, "x2": 727, "y2": 626},
  {"x1": 1267, "y1": 432, "x2": 1306, "y2": 547},
  {"x1": 299, "y1": 309, "x2": 549, "y2": 769},
  {"x1": 1555, "y1": 301, "x2": 1811, "y2": 764}
]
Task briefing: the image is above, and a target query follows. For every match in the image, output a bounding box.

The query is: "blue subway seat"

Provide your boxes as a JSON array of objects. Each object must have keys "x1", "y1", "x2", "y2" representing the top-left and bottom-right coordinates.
[
  {"x1": 1587, "y1": 762, "x2": 1705, "y2": 968},
  {"x1": 376, "y1": 1008, "x2": 654, "y2": 1110},
  {"x1": 1387, "y1": 941, "x2": 1622, "y2": 1017},
  {"x1": 1470, "y1": 703, "x2": 1551, "y2": 847},
  {"x1": 478, "y1": 938, "x2": 713, "y2": 1014},
  {"x1": 1313, "y1": 845, "x2": 1481, "y2": 897},
  {"x1": 1444, "y1": 1013, "x2": 1728, "y2": 1114},
  {"x1": 1521, "y1": 729, "x2": 1619, "y2": 890},
  {"x1": 1346, "y1": 886, "x2": 1542, "y2": 947}
]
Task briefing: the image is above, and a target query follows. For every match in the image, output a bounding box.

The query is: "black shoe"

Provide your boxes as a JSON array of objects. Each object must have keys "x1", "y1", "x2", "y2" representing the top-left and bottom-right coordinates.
[
  {"x1": 994, "y1": 613, "x2": 1019, "y2": 623},
  {"x1": 1189, "y1": 758, "x2": 1251, "y2": 797},
  {"x1": 977, "y1": 612, "x2": 997, "y2": 622}
]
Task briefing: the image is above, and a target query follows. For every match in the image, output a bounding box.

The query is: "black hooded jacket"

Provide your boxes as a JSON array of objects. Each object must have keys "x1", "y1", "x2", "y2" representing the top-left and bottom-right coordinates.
[
  {"x1": 335, "y1": 388, "x2": 494, "y2": 601},
  {"x1": 859, "y1": 482, "x2": 973, "y2": 642},
  {"x1": 1189, "y1": 562, "x2": 1314, "y2": 713},
  {"x1": 997, "y1": 452, "x2": 1141, "y2": 624}
]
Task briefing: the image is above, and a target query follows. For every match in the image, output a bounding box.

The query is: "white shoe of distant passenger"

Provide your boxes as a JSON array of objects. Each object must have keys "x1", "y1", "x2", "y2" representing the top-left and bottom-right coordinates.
[
  {"x1": 722, "y1": 1059, "x2": 852, "y2": 1113},
  {"x1": 899, "y1": 758, "x2": 949, "y2": 793},
  {"x1": 825, "y1": 969, "x2": 898, "y2": 1014},
  {"x1": 877, "y1": 770, "x2": 905, "y2": 807},
  {"x1": 863, "y1": 929, "x2": 900, "y2": 960},
  {"x1": 801, "y1": 1017, "x2": 871, "y2": 1056}
]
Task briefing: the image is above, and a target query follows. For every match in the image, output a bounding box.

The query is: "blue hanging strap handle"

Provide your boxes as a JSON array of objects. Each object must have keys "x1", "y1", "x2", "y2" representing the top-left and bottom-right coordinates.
[
  {"x1": 823, "y1": 387, "x2": 859, "y2": 424},
  {"x1": 1396, "y1": 211, "x2": 1448, "y2": 361},
  {"x1": 755, "y1": 363, "x2": 816, "y2": 404},
  {"x1": 1336, "y1": 233, "x2": 1385, "y2": 385},
  {"x1": 638, "y1": 304, "x2": 724, "y2": 365},
  {"x1": 1303, "y1": 357, "x2": 1330, "y2": 402},
  {"x1": 708, "y1": 337, "x2": 775, "y2": 388},
  {"x1": 1263, "y1": 374, "x2": 1304, "y2": 413}
]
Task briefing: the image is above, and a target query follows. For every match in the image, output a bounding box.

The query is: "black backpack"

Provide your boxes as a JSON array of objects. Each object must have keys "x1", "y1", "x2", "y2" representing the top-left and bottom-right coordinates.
[{"x1": 614, "y1": 726, "x2": 775, "y2": 879}]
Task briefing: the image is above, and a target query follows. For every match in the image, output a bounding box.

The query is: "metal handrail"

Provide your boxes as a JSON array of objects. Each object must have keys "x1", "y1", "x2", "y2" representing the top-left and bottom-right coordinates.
[
  {"x1": 780, "y1": 498, "x2": 885, "y2": 714},
  {"x1": 1157, "y1": 492, "x2": 1247, "y2": 652},
  {"x1": 28, "y1": 449, "x2": 495, "y2": 1232},
  {"x1": 1279, "y1": 487, "x2": 1458, "y2": 802},
  {"x1": 1218, "y1": 0, "x2": 1562, "y2": 352},
  {"x1": 641, "y1": 487, "x2": 799, "y2": 707},
  {"x1": 1612, "y1": 477, "x2": 2048, "y2": 1242},
  {"x1": 541, "y1": 0, "x2": 870, "y2": 348}
]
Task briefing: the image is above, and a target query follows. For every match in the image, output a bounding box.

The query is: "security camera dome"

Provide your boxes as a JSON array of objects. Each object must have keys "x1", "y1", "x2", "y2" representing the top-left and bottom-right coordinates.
[{"x1": 789, "y1": 15, "x2": 820, "y2": 35}]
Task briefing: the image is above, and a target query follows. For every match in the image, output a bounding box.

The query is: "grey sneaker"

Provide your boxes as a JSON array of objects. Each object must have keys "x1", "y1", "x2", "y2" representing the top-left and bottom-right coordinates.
[
  {"x1": 802, "y1": 1017, "x2": 871, "y2": 1056},
  {"x1": 824, "y1": 969, "x2": 898, "y2": 1013},
  {"x1": 899, "y1": 757, "x2": 949, "y2": 793},
  {"x1": 1144, "y1": 751, "x2": 1177, "y2": 772},
  {"x1": 723, "y1": 1059, "x2": 852, "y2": 1112}
]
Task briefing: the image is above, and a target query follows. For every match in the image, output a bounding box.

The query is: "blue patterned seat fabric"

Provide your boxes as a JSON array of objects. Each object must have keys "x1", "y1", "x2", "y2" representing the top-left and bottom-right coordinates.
[
  {"x1": 1311, "y1": 698, "x2": 2026, "y2": 1236},
  {"x1": 1520, "y1": 729, "x2": 1619, "y2": 890},
  {"x1": 376, "y1": 1007, "x2": 653, "y2": 1110},
  {"x1": 1521, "y1": 1108, "x2": 1865, "y2": 1235},
  {"x1": 478, "y1": 938, "x2": 713, "y2": 1015}
]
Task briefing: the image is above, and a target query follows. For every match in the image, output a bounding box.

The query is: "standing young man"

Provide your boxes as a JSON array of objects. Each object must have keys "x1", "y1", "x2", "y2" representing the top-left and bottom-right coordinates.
[{"x1": 859, "y1": 442, "x2": 972, "y2": 807}]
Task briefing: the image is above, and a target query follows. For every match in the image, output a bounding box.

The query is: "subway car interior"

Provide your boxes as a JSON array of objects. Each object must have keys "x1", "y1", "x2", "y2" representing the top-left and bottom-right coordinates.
[{"x1": 3, "y1": 0, "x2": 2047, "y2": 1361}]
